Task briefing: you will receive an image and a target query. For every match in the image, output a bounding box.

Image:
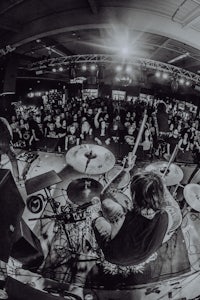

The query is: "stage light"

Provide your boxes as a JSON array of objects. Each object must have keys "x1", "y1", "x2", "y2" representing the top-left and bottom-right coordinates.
[
  {"x1": 162, "y1": 72, "x2": 169, "y2": 79},
  {"x1": 116, "y1": 65, "x2": 122, "y2": 72},
  {"x1": 155, "y1": 71, "x2": 161, "y2": 78},
  {"x1": 59, "y1": 66, "x2": 63, "y2": 72},
  {"x1": 27, "y1": 92, "x2": 34, "y2": 98},
  {"x1": 82, "y1": 65, "x2": 87, "y2": 71},
  {"x1": 52, "y1": 68, "x2": 56, "y2": 72},
  {"x1": 186, "y1": 80, "x2": 190, "y2": 86},
  {"x1": 168, "y1": 52, "x2": 189, "y2": 64},
  {"x1": 90, "y1": 64, "x2": 96, "y2": 71},
  {"x1": 120, "y1": 46, "x2": 130, "y2": 57},
  {"x1": 179, "y1": 78, "x2": 185, "y2": 85},
  {"x1": 84, "y1": 294, "x2": 94, "y2": 300},
  {"x1": 126, "y1": 65, "x2": 132, "y2": 73},
  {"x1": 35, "y1": 92, "x2": 41, "y2": 97}
]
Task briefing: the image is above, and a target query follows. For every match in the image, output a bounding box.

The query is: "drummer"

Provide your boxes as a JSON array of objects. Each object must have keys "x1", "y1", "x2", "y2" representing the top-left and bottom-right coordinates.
[{"x1": 92, "y1": 171, "x2": 181, "y2": 266}]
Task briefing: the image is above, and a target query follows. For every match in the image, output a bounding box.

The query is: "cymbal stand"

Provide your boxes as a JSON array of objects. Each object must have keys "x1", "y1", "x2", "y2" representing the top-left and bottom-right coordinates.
[{"x1": 42, "y1": 186, "x2": 74, "y2": 251}]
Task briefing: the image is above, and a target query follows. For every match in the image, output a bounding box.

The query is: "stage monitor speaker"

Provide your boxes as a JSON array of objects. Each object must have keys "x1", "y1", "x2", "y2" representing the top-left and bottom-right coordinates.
[
  {"x1": 6, "y1": 277, "x2": 81, "y2": 300},
  {"x1": 0, "y1": 169, "x2": 25, "y2": 262},
  {"x1": 11, "y1": 219, "x2": 44, "y2": 271}
]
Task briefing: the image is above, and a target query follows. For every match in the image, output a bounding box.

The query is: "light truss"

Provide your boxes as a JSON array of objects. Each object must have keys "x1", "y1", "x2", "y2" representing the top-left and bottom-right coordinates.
[{"x1": 28, "y1": 54, "x2": 200, "y2": 84}]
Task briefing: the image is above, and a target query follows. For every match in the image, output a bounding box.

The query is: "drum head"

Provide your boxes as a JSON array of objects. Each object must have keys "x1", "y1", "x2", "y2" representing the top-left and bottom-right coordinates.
[
  {"x1": 110, "y1": 191, "x2": 132, "y2": 211},
  {"x1": 106, "y1": 165, "x2": 130, "y2": 189},
  {"x1": 184, "y1": 183, "x2": 200, "y2": 212}
]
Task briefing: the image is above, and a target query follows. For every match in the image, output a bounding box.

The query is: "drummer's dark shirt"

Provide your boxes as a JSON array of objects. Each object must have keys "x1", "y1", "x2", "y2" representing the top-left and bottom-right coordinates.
[{"x1": 94, "y1": 210, "x2": 168, "y2": 266}]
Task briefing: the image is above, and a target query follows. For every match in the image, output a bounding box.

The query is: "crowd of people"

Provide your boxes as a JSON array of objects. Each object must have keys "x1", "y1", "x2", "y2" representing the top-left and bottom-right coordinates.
[{"x1": 7, "y1": 95, "x2": 200, "y2": 163}]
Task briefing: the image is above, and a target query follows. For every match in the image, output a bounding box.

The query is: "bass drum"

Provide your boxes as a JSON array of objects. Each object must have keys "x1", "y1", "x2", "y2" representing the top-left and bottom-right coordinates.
[{"x1": 105, "y1": 165, "x2": 130, "y2": 190}]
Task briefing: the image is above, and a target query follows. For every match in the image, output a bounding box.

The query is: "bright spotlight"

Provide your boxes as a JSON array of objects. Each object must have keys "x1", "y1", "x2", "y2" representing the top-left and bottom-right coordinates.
[
  {"x1": 155, "y1": 71, "x2": 161, "y2": 78},
  {"x1": 186, "y1": 80, "x2": 190, "y2": 86},
  {"x1": 90, "y1": 64, "x2": 96, "y2": 71},
  {"x1": 162, "y1": 72, "x2": 169, "y2": 79},
  {"x1": 27, "y1": 92, "x2": 34, "y2": 98},
  {"x1": 52, "y1": 68, "x2": 56, "y2": 72},
  {"x1": 179, "y1": 78, "x2": 185, "y2": 85},
  {"x1": 59, "y1": 66, "x2": 63, "y2": 72},
  {"x1": 82, "y1": 65, "x2": 87, "y2": 71},
  {"x1": 121, "y1": 46, "x2": 130, "y2": 57},
  {"x1": 126, "y1": 65, "x2": 132, "y2": 73},
  {"x1": 116, "y1": 65, "x2": 122, "y2": 72}
]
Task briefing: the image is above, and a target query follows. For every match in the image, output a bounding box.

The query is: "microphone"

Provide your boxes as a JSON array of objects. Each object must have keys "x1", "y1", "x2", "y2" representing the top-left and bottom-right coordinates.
[{"x1": 75, "y1": 197, "x2": 99, "y2": 210}]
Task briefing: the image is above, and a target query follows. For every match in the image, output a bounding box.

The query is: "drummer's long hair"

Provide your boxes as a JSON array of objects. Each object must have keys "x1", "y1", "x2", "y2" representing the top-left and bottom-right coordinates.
[{"x1": 130, "y1": 171, "x2": 164, "y2": 214}]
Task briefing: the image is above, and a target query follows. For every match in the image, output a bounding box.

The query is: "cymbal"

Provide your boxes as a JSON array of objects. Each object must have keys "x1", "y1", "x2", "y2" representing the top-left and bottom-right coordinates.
[
  {"x1": 145, "y1": 161, "x2": 183, "y2": 186},
  {"x1": 66, "y1": 144, "x2": 115, "y2": 175},
  {"x1": 184, "y1": 183, "x2": 200, "y2": 212},
  {"x1": 67, "y1": 178, "x2": 103, "y2": 205}
]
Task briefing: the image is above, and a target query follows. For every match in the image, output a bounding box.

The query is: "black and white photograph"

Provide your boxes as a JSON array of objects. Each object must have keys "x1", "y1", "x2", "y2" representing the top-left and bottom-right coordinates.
[{"x1": 0, "y1": 1, "x2": 200, "y2": 299}]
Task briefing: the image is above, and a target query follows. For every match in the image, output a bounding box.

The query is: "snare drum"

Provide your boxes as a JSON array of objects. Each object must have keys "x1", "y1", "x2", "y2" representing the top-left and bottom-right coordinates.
[
  {"x1": 109, "y1": 190, "x2": 132, "y2": 211},
  {"x1": 105, "y1": 165, "x2": 130, "y2": 190}
]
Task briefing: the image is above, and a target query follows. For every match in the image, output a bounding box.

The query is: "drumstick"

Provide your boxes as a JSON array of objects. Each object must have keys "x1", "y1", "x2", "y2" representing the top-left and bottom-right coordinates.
[
  {"x1": 131, "y1": 109, "x2": 148, "y2": 157},
  {"x1": 101, "y1": 110, "x2": 147, "y2": 196},
  {"x1": 100, "y1": 158, "x2": 126, "y2": 196},
  {"x1": 162, "y1": 144, "x2": 179, "y2": 178}
]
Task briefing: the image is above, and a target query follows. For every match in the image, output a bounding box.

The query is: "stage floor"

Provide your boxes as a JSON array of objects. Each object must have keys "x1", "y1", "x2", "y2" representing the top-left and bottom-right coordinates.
[{"x1": 2, "y1": 149, "x2": 200, "y2": 300}]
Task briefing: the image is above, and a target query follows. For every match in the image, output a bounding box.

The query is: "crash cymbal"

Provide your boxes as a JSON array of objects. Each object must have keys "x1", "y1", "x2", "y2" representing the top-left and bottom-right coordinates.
[
  {"x1": 145, "y1": 161, "x2": 183, "y2": 186},
  {"x1": 66, "y1": 144, "x2": 115, "y2": 175},
  {"x1": 184, "y1": 183, "x2": 200, "y2": 212},
  {"x1": 67, "y1": 177, "x2": 103, "y2": 205}
]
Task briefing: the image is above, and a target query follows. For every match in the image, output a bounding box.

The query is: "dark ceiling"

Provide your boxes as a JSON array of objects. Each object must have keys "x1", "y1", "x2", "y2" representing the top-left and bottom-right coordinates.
[{"x1": 1, "y1": 0, "x2": 200, "y2": 88}]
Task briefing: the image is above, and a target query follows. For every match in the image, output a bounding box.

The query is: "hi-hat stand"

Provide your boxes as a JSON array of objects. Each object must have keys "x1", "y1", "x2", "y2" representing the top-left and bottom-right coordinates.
[{"x1": 25, "y1": 170, "x2": 73, "y2": 250}]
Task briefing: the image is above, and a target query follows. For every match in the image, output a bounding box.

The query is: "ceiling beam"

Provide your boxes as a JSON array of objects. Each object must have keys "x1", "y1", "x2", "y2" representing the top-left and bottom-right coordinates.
[
  {"x1": 182, "y1": 6, "x2": 200, "y2": 28},
  {"x1": 2, "y1": 7, "x2": 200, "y2": 53},
  {"x1": 0, "y1": 0, "x2": 25, "y2": 32},
  {"x1": 150, "y1": 38, "x2": 171, "y2": 59},
  {"x1": 0, "y1": 21, "x2": 21, "y2": 33},
  {"x1": 87, "y1": 0, "x2": 99, "y2": 14},
  {"x1": 43, "y1": 37, "x2": 74, "y2": 56},
  {"x1": 0, "y1": 0, "x2": 26, "y2": 16}
]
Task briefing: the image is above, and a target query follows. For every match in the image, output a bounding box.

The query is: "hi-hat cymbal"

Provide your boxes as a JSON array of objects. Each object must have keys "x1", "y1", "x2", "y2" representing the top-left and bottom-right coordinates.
[
  {"x1": 66, "y1": 144, "x2": 115, "y2": 175},
  {"x1": 184, "y1": 183, "x2": 200, "y2": 212},
  {"x1": 67, "y1": 178, "x2": 103, "y2": 205},
  {"x1": 145, "y1": 161, "x2": 183, "y2": 186}
]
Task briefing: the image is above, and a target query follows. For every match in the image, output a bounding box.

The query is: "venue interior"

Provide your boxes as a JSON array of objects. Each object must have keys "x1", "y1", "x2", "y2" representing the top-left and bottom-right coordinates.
[{"x1": 1, "y1": 1, "x2": 200, "y2": 299}]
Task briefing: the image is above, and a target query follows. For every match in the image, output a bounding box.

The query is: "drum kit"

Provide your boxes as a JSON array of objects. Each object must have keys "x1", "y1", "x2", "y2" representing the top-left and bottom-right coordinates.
[
  {"x1": 24, "y1": 115, "x2": 197, "y2": 298},
  {"x1": 65, "y1": 144, "x2": 129, "y2": 205}
]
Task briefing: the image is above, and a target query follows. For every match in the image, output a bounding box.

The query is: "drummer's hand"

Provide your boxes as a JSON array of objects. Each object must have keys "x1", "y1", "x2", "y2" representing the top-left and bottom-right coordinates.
[
  {"x1": 97, "y1": 140, "x2": 102, "y2": 145},
  {"x1": 124, "y1": 154, "x2": 136, "y2": 171},
  {"x1": 105, "y1": 138, "x2": 110, "y2": 145}
]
